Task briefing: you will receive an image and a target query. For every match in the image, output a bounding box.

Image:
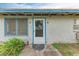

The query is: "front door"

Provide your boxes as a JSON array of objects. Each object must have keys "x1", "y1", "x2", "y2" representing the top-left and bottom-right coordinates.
[{"x1": 32, "y1": 18, "x2": 46, "y2": 50}]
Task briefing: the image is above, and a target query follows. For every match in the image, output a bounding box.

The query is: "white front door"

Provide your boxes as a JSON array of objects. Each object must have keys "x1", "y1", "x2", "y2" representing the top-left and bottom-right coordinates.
[{"x1": 34, "y1": 18, "x2": 45, "y2": 44}]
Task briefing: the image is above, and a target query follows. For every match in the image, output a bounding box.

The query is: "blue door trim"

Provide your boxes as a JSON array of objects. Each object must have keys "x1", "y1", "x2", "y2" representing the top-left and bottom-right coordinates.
[
  {"x1": 44, "y1": 16, "x2": 46, "y2": 48},
  {"x1": 32, "y1": 16, "x2": 46, "y2": 48},
  {"x1": 32, "y1": 16, "x2": 34, "y2": 48},
  {"x1": 4, "y1": 17, "x2": 6, "y2": 36}
]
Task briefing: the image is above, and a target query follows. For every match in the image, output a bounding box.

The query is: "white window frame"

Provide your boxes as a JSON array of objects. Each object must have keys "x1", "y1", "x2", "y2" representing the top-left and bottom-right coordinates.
[{"x1": 73, "y1": 19, "x2": 79, "y2": 31}]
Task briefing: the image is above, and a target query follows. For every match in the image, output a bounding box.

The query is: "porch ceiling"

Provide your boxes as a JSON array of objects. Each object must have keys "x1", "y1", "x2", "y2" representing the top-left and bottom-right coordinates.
[{"x1": 0, "y1": 12, "x2": 79, "y2": 16}]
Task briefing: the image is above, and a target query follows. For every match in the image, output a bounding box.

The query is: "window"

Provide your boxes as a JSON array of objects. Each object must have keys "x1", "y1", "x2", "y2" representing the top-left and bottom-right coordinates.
[
  {"x1": 5, "y1": 18, "x2": 16, "y2": 35},
  {"x1": 74, "y1": 19, "x2": 79, "y2": 30},
  {"x1": 74, "y1": 19, "x2": 79, "y2": 40},
  {"x1": 75, "y1": 19, "x2": 79, "y2": 24},
  {"x1": 5, "y1": 17, "x2": 28, "y2": 36},
  {"x1": 18, "y1": 18, "x2": 28, "y2": 35},
  {"x1": 35, "y1": 20, "x2": 43, "y2": 37}
]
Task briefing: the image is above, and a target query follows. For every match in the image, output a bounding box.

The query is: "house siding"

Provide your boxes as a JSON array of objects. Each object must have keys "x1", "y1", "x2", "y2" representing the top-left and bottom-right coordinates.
[
  {"x1": 0, "y1": 16, "x2": 78, "y2": 44},
  {"x1": 46, "y1": 16, "x2": 76, "y2": 44},
  {"x1": 0, "y1": 17, "x2": 4, "y2": 41}
]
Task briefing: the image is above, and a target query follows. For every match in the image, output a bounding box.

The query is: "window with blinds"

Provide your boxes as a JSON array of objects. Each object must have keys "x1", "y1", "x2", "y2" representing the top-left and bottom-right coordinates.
[
  {"x1": 5, "y1": 18, "x2": 16, "y2": 35},
  {"x1": 5, "y1": 17, "x2": 28, "y2": 36},
  {"x1": 18, "y1": 18, "x2": 28, "y2": 35}
]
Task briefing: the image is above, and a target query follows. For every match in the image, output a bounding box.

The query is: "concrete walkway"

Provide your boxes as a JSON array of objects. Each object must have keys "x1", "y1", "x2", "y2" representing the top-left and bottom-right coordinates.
[{"x1": 20, "y1": 45, "x2": 62, "y2": 56}]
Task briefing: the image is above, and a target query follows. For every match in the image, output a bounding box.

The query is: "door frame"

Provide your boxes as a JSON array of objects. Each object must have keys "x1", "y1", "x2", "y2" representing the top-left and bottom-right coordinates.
[{"x1": 32, "y1": 16, "x2": 46, "y2": 48}]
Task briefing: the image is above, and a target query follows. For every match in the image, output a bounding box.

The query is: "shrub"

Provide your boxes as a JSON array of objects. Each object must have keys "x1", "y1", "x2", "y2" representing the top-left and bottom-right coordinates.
[
  {"x1": 0, "y1": 38, "x2": 25, "y2": 56},
  {"x1": 0, "y1": 44, "x2": 5, "y2": 55}
]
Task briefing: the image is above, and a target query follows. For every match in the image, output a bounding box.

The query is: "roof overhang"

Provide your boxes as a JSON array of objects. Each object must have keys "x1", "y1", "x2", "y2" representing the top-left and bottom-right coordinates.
[
  {"x1": 0, "y1": 9, "x2": 79, "y2": 13},
  {"x1": 0, "y1": 9, "x2": 79, "y2": 16}
]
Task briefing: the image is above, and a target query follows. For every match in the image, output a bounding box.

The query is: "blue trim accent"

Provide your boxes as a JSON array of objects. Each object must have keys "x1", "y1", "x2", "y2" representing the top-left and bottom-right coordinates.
[
  {"x1": 32, "y1": 16, "x2": 46, "y2": 49},
  {"x1": 1, "y1": 9, "x2": 79, "y2": 13},
  {"x1": 43, "y1": 16, "x2": 46, "y2": 48},
  {"x1": 32, "y1": 16, "x2": 34, "y2": 48},
  {"x1": 4, "y1": 17, "x2": 6, "y2": 36},
  {"x1": 26, "y1": 18, "x2": 28, "y2": 36},
  {"x1": 44, "y1": 17, "x2": 46, "y2": 47},
  {"x1": 15, "y1": 17, "x2": 18, "y2": 35}
]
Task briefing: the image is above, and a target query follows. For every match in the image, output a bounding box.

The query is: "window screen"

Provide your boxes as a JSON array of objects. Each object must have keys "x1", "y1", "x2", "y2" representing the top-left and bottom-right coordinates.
[
  {"x1": 5, "y1": 18, "x2": 16, "y2": 35},
  {"x1": 74, "y1": 19, "x2": 79, "y2": 30},
  {"x1": 18, "y1": 18, "x2": 28, "y2": 35},
  {"x1": 35, "y1": 20, "x2": 43, "y2": 37},
  {"x1": 5, "y1": 17, "x2": 28, "y2": 36}
]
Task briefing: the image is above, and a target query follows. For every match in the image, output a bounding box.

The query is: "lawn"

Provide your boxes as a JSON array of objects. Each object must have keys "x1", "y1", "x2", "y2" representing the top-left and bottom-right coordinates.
[{"x1": 52, "y1": 43, "x2": 79, "y2": 56}]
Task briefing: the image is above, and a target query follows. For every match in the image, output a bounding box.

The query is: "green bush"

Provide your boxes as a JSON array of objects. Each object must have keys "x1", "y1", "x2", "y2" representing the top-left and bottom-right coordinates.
[{"x1": 0, "y1": 38, "x2": 25, "y2": 56}]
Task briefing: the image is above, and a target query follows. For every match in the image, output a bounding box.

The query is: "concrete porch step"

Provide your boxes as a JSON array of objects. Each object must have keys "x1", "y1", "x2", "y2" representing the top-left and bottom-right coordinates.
[{"x1": 32, "y1": 44, "x2": 45, "y2": 50}]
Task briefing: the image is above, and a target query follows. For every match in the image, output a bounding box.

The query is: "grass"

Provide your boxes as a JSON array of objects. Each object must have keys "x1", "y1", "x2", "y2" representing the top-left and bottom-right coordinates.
[{"x1": 52, "y1": 43, "x2": 76, "y2": 56}]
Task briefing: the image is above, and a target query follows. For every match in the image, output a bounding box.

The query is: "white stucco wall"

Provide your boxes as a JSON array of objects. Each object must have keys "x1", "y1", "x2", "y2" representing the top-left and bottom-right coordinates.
[
  {"x1": 46, "y1": 16, "x2": 77, "y2": 44},
  {"x1": 0, "y1": 17, "x2": 4, "y2": 41},
  {"x1": 0, "y1": 16, "x2": 78, "y2": 44}
]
